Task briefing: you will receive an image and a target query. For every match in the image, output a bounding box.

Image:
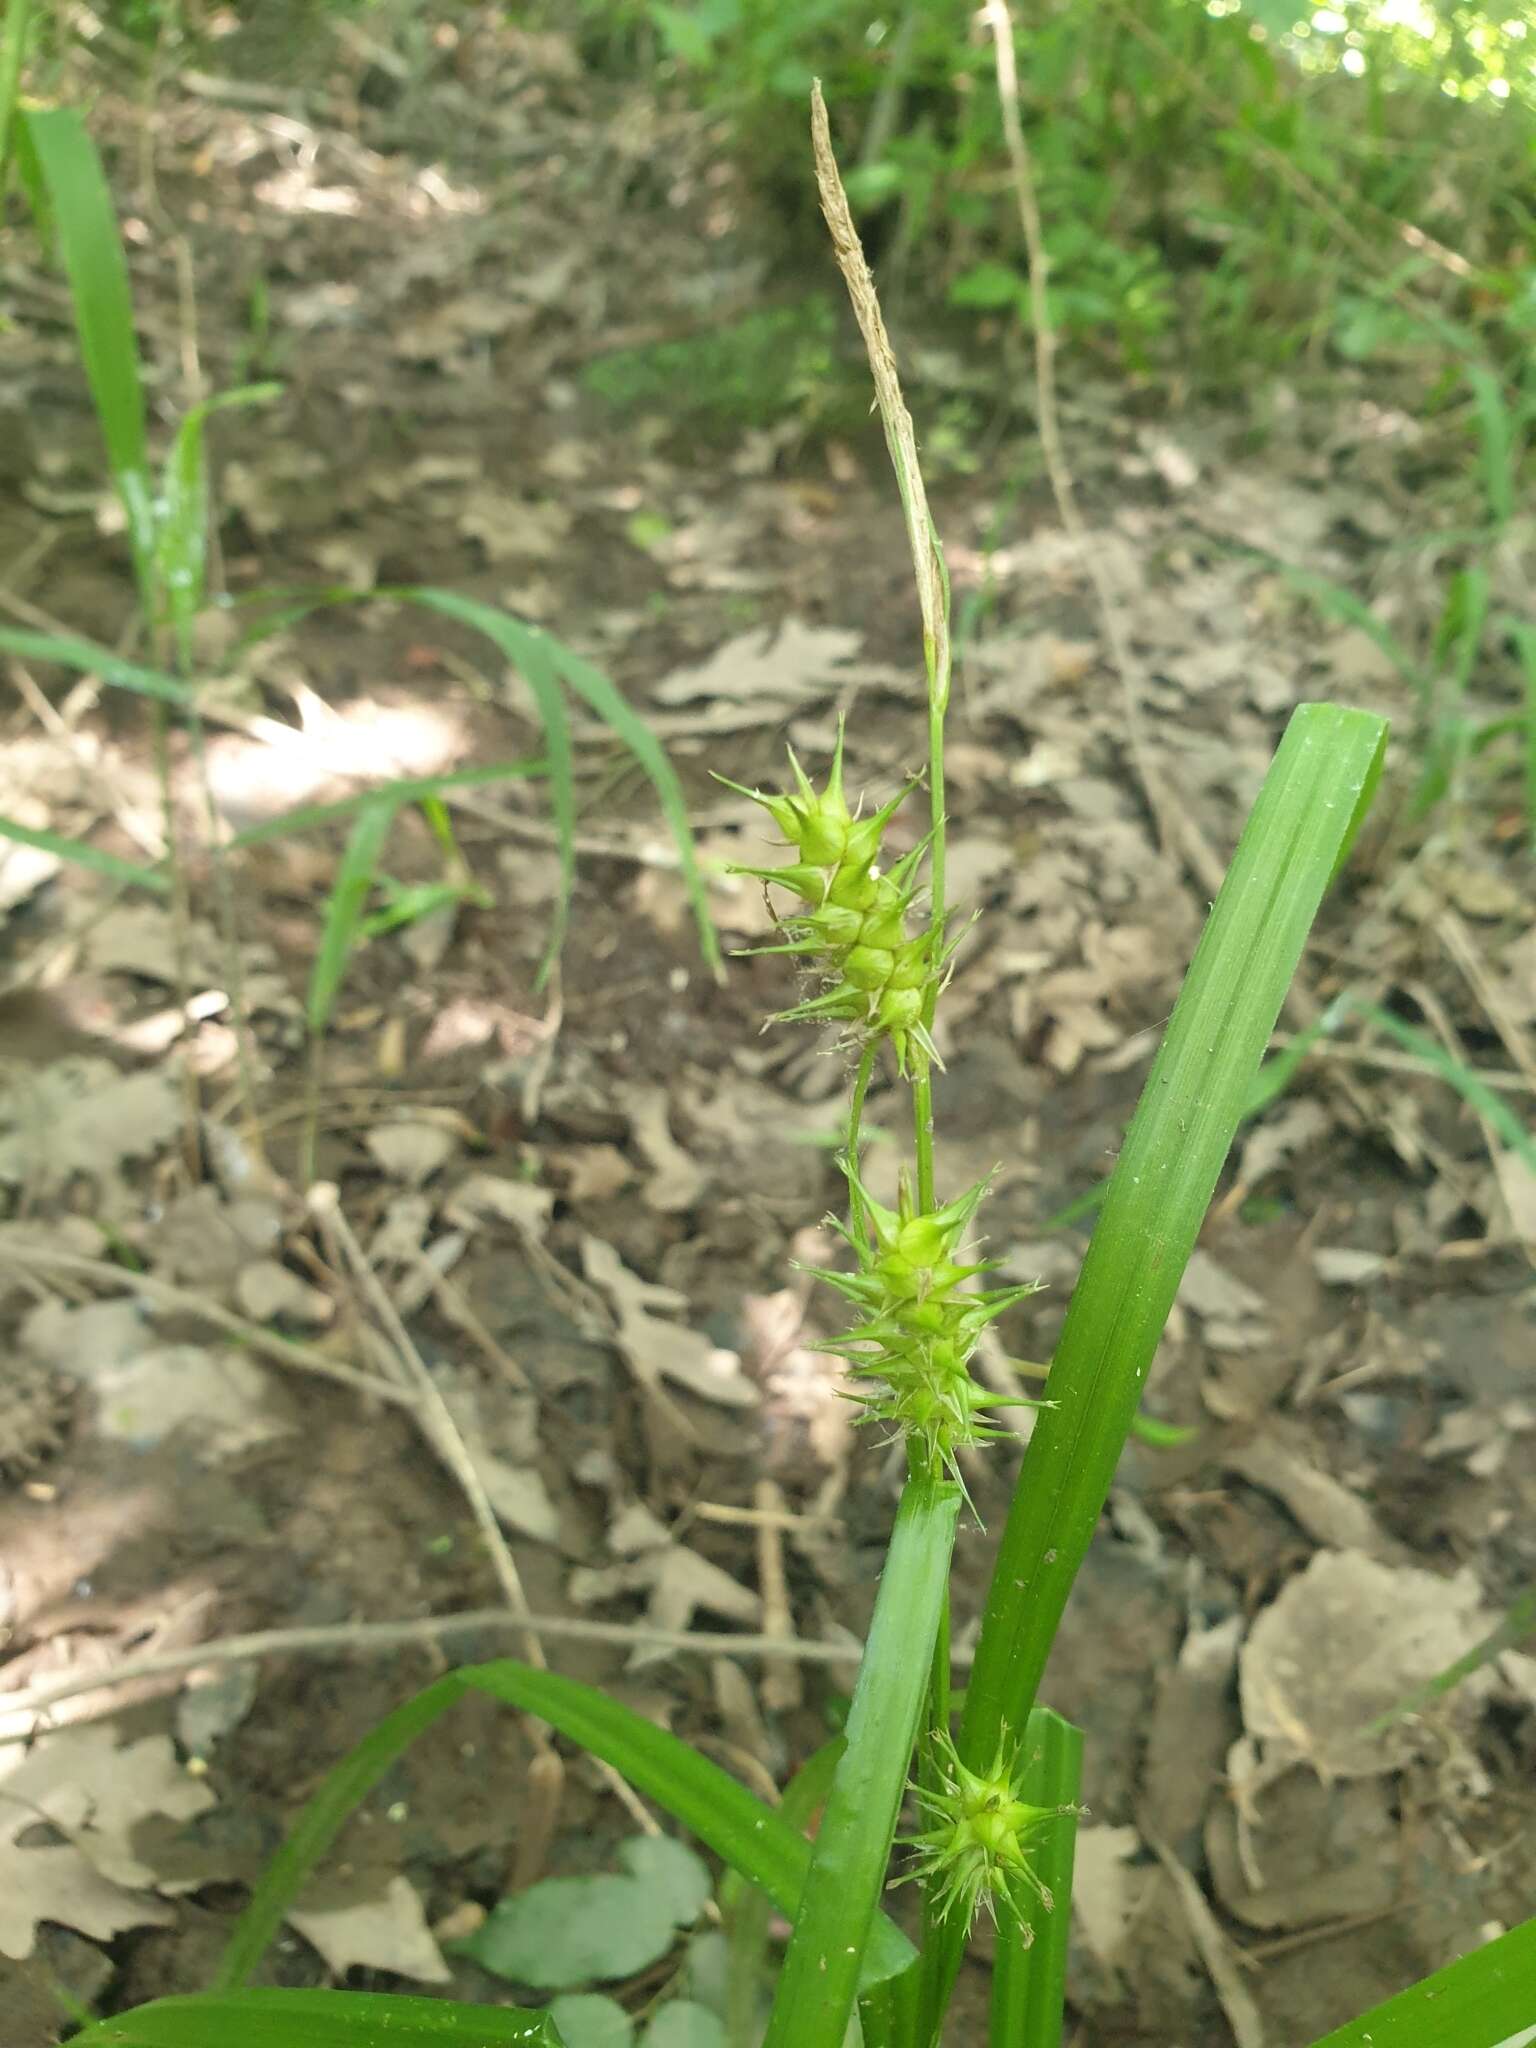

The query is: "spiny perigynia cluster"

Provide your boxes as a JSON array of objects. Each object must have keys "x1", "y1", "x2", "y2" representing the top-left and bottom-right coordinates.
[
  {"x1": 719, "y1": 723, "x2": 948, "y2": 1077},
  {"x1": 902, "y1": 1730, "x2": 1080, "y2": 1935},
  {"x1": 819, "y1": 1166, "x2": 1042, "y2": 1486},
  {"x1": 724, "y1": 734, "x2": 1043, "y2": 1486}
]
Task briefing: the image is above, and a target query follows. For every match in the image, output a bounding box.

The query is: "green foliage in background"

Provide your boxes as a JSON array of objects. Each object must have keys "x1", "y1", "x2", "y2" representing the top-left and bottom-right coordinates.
[{"x1": 567, "y1": 0, "x2": 1535, "y2": 408}]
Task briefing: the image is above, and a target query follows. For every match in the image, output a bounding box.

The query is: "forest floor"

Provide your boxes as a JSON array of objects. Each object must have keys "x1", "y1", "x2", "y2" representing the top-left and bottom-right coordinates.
[{"x1": 0, "y1": 10, "x2": 1533, "y2": 2044}]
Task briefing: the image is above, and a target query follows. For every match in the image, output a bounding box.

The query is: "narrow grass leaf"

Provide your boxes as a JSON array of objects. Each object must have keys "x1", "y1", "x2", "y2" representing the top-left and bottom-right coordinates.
[
  {"x1": 0, "y1": 813, "x2": 168, "y2": 892},
  {"x1": 1508, "y1": 619, "x2": 1536, "y2": 841},
  {"x1": 763, "y1": 1473, "x2": 961, "y2": 2048},
  {"x1": 68, "y1": 1988, "x2": 564, "y2": 2047},
  {"x1": 539, "y1": 628, "x2": 723, "y2": 980},
  {"x1": 20, "y1": 105, "x2": 155, "y2": 584},
  {"x1": 923, "y1": 704, "x2": 1387, "y2": 2022},
  {"x1": 1365, "y1": 1582, "x2": 1536, "y2": 1738},
  {"x1": 157, "y1": 384, "x2": 281, "y2": 659},
  {"x1": 1346, "y1": 997, "x2": 1536, "y2": 1174},
  {"x1": 214, "y1": 1661, "x2": 916, "y2": 2002},
  {"x1": 0, "y1": 0, "x2": 28, "y2": 186},
  {"x1": 0, "y1": 626, "x2": 192, "y2": 704},
  {"x1": 989, "y1": 1710, "x2": 1083, "y2": 2048},
  {"x1": 1279, "y1": 564, "x2": 1424, "y2": 700},
  {"x1": 722, "y1": 1737, "x2": 843, "y2": 2048},
  {"x1": 396, "y1": 590, "x2": 577, "y2": 976},
  {"x1": 306, "y1": 794, "x2": 396, "y2": 1037},
  {"x1": 1464, "y1": 362, "x2": 1515, "y2": 530},
  {"x1": 1301, "y1": 1916, "x2": 1536, "y2": 2047},
  {"x1": 228, "y1": 759, "x2": 545, "y2": 851}
]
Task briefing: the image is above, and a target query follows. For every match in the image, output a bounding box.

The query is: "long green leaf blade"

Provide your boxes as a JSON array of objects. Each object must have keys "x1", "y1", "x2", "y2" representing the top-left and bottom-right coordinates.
[
  {"x1": 989, "y1": 1710, "x2": 1083, "y2": 2048},
  {"x1": 228, "y1": 758, "x2": 546, "y2": 850},
  {"x1": 1303, "y1": 1917, "x2": 1536, "y2": 2046},
  {"x1": 0, "y1": 0, "x2": 29, "y2": 186},
  {"x1": 0, "y1": 626, "x2": 192, "y2": 703},
  {"x1": 306, "y1": 794, "x2": 396, "y2": 1036},
  {"x1": 921, "y1": 703, "x2": 1387, "y2": 2027},
  {"x1": 0, "y1": 812, "x2": 169, "y2": 892},
  {"x1": 398, "y1": 590, "x2": 576, "y2": 977},
  {"x1": 763, "y1": 1473, "x2": 961, "y2": 2048},
  {"x1": 20, "y1": 104, "x2": 154, "y2": 583},
  {"x1": 215, "y1": 1660, "x2": 916, "y2": 2001},
  {"x1": 69, "y1": 1988, "x2": 564, "y2": 2047},
  {"x1": 539, "y1": 629, "x2": 723, "y2": 981},
  {"x1": 157, "y1": 384, "x2": 281, "y2": 659}
]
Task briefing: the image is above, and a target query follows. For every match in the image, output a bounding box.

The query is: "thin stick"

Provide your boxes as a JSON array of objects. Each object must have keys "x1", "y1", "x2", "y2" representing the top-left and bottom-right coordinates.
[
  {"x1": 308, "y1": 1186, "x2": 651, "y2": 1845},
  {"x1": 981, "y1": 0, "x2": 1225, "y2": 900},
  {"x1": 0, "y1": 1241, "x2": 416, "y2": 1407},
  {"x1": 0, "y1": 1608, "x2": 907, "y2": 1742}
]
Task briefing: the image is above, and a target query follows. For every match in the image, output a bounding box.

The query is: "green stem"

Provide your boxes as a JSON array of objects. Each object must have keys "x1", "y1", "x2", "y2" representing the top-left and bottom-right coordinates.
[
  {"x1": 913, "y1": 672, "x2": 950, "y2": 1215},
  {"x1": 761, "y1": 1472, "x2": 961, "y2": 2048},
  {"x1": 846, "y1": 1041, "x2": 879, "y2": 1249}
]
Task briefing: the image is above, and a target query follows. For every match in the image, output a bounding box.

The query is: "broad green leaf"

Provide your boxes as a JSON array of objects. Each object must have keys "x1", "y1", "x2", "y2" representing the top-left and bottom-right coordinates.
[
  {"x1": 763, "y1": 1473, "x2": 961, "y2": 2048},
  {"x1": 20, "y1": 105, "x2": 154, "y2": 589},
  {"x1": 949, "y1": 261, "x2": 1027, "y2": 311},
  {"x1": 549, "y1": 1995, "x2": 633, "y2": 2048},
  {"x1": 1303, "y1": 1917, "x2": 1536, "y2": 2046},
  {"x1": 0, "y1": 812, "x2": 168, "y2": 893},
  {"x1": 461, "y1": 1873, "x2": 680, "y2": 1990},
  {"x1": 214, "y1": 1661, "x2": 916, "y2": 2001},
  {"x1": 923, "y1": 703, "x2": 1388, "y2": 2022},
  {"x1": 0, "y1": 626, "x2": 192, "y2": 704},
  {"x1": 67, "y1": 1987, "x2": 564, "y2": 2046},
  {"x1": 306, "y1": 794, "x2": 396, "y2": 1036},
  {"x1": 642, "y1": 2004, "x2": 727, "y2": 2048}
]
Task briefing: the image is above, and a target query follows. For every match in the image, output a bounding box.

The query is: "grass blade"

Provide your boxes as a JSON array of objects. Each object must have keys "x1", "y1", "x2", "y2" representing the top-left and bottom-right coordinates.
[
  {"x1": 989, "y1": 1710, "x2": 1083, "y2": 2048},
  {"x1": 1301, "y1": 1917, "x2": 1536, "y2": 2047},
  {"x1": 0, "y1": 626, "x2": 192, "y2": 704},
  {"x1": 19, "y1": 104, "x2": 155, "y2": 586},
  {"x1": 1344, "y1": 997, "x2": 1536, "y2": 1174},
  {"x1": 395, "y1": 591, "x2": 578, "y2": 977},
  {"x1": 227, "y1": 758, "x2": 545, "y2": 850},
  {"x1": 0, "y1": 812, "x2": 169, "y2": 892},
  {"x1": 1279, "y1": 563, "x2": 1425, "y2": 701},
  {"x1": 919, "y1": 703, "x2": 1387, "y2": 2026},
  {"x1": 157, "y1": 385, "x2": 281, "y2": 659},
  {"x1": 539, "y1": 627, "x2": 723, "y2": 980},
  {"x1": 1364, "y1": 1583, "x2": 1536, "y2": 1738},
  {"x1": 1508, "y1": 618, "x2": 1536, "y2": 844},
  {"x1": 1464, "y1": 361, "x2": 1516, "y2": 531},
  {"x1": 401, "y1": 589, "x2": 720, "y2": 981},
  {"x1": 215, "y1": 1660, "x2": 916, "y2": 1999},
  {"x1": 0, "y1": 0, "x2": 28, "y2": 188},
  {"x1": 762, "y1": 1472, "x2": 961, "y2": 2048},
  {"x1": 306, "y1": 794, "x2": 397, "y2": 1037},
  {"x1": 69, "y1": 1988, "x2": 564, "y2": 2047}
]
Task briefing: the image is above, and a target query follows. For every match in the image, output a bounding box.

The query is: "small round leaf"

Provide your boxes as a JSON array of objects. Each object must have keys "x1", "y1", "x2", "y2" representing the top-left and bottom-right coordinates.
[
  {"x1": 617, "y1": 1837, "x2": 712, "y2": 1927},
  {"x1": 459, "y1": 1875, "x2": 677, "y2": 1990},
  {"x1": 548, "y1": 1993, "x2": 634, "y2": 2048}
]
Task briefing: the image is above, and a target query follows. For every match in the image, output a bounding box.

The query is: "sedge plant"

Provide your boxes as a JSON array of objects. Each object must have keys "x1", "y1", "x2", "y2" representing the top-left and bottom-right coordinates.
[{"x1": 55, "y1": 89, "x2": 1536, "y2": 2048}]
